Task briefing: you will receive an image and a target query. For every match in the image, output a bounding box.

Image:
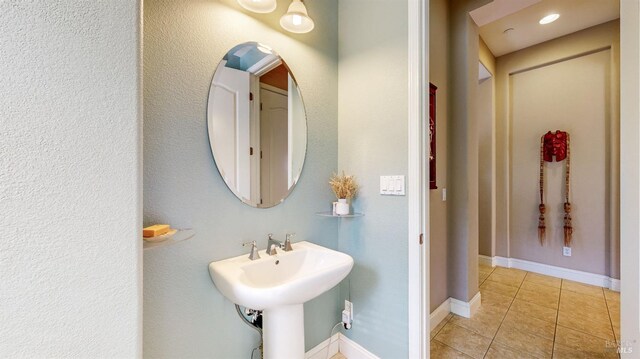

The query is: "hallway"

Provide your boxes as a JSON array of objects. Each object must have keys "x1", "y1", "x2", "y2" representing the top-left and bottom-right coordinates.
[{"x1": 430, "y1": 265, "x2": 620, "y2": 358}]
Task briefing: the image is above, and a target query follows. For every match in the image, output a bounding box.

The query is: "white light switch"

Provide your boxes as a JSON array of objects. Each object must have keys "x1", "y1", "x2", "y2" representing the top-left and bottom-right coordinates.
[
  {"x1": 380, "y1": 175, "x2": 405, "y2": 196},
  {"x1": 442, "y1": 188, "x2": 447, "y2": 201}
]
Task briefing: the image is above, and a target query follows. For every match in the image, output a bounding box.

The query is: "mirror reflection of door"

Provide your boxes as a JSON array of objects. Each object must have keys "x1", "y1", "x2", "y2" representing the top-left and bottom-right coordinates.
[
  {"x1": 260, "y1": 85, "x2": 288, "y2": 205},
  {"x1": 207, "y1": 42, "x2": 308, "y2": 208},
  {"x1": 209, "y1": 63, "x2": 251, "y2": 200}
]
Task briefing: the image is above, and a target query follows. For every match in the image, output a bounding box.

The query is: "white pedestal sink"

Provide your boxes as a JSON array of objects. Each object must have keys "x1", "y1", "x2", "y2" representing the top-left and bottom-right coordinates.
[{"x1": 209, "y1": 241, "x2": 353, "y2": 359}]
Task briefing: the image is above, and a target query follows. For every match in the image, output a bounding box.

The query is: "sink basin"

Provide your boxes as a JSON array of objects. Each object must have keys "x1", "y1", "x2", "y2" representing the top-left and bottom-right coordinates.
[
  {"x1": 209, "y1": 241, "x2": 353, "y2": 359},
  {"x1": 209, "y1": 241, "x2": 353, "y2": 310}
]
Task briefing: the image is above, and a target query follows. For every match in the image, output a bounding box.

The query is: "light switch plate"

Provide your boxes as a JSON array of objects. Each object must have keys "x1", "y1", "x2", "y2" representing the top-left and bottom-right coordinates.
[
  {"x1": 442, "y1": 188, "x2": 447, "y2": 201},
  {"x1": 563, "y1": 246, "x2": 572, "y2": 257},
  {"x1": 380, "y1": 175, "x2": 405, "y2": 195}
]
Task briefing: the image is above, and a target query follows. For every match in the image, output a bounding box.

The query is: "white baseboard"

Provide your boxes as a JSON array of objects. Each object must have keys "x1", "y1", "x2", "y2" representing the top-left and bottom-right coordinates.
[
  {"x1": 478, "y1": 255, "x2": 495, "y2": 267},
  {"x1": 306, "y1": 333, "x2": 340, "y2": 359},
  {"x1": 489, "y1": 256, "x2": 620, "y2": 291},
  {"x1": 338, "y1": 334, "x2": 380, "y2": 359},
  {"x1": 305, "y1": 333, "x2": 379, "y2": 359},
  {"x1": 450, "y1": 292, "x2": 481, "y2": 318},
  {"x1": 430, "y1": 299, "x2": 451, "y2": 331},
  {"x1": 609, "y1": 278, "x2": 621, "y2": 292}
]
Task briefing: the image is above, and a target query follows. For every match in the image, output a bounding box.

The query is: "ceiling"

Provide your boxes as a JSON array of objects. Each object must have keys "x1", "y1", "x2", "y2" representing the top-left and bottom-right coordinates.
[{"x1": 471, "y1": 0, "x2": 620, "y2": 57}]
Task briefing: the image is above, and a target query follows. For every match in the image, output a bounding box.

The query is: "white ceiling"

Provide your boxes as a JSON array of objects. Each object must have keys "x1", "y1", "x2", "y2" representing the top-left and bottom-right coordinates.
[{"x1": 472, "y1": 0, "x2": 620, "y2": 57}]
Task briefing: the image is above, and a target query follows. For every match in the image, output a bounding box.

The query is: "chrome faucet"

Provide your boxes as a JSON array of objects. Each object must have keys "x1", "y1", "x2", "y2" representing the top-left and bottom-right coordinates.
[
  {"x1": 267, "y1": 233, "x2": 283, "y2": 255},
  {"x1": 284, "y1": 233, "x2": 295, "y2": 251},
  {"x1": 242, "y1": 240, "x2": 261, "y2": 260}
]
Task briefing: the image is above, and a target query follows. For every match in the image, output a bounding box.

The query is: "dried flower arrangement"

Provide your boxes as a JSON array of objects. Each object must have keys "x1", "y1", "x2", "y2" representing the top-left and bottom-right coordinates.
[{"x1": 329, "y1": 172, "x2": 359, "y2": 200}]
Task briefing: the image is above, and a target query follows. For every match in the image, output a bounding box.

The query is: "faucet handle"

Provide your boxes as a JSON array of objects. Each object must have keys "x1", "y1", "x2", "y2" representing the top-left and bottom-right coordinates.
[
  {"x1": 268, "y1": 233, "x2": 274, "y2": 240},
  {"x1": 242, "y1": 241, "x2": 260, "y2": 260},
  {"x1": 284, "y1": 233, "x2": 295, "y2": 251}
]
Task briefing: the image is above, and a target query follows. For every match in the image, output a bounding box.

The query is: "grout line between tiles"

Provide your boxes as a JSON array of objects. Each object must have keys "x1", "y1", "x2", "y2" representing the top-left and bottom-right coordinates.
[
  {"x1": 551, "y1": 279, "x2": 563, "y2": 358},
  {"x1": 604, "y1": 287, "x2": 619, "y2": 343},
  {"x1": 433, "y1": 338, "x2": 474, "y2": 359},
  {"x1": 480, "y1": 270, "x2": 524, "y2": 359},
  {"x1": 431, "y1": 313, "x2": 453, "y2": 339}
]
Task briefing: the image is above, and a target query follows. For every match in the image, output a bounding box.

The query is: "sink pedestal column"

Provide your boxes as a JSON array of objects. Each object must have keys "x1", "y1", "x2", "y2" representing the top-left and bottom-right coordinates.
[{"x1": 262, "y1": 304, "x2": 305, "y2": 359}]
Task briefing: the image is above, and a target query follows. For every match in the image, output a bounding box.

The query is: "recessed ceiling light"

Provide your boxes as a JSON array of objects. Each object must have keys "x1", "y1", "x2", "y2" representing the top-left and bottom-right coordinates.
[{"x1": 539, "y1": 14, "x2": 560, "y2": 25}]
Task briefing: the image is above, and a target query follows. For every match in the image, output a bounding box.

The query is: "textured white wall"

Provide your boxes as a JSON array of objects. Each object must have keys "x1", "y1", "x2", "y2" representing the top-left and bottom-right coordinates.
[{"x1": 0, "y1": 1, "x2": 142, "y2": 357}]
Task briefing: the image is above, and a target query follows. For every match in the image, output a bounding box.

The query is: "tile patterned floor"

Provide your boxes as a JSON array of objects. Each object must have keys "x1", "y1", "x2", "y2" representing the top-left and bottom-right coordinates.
[{"x1": 430, "y1": 265, "x2": 621, "y2": 359}]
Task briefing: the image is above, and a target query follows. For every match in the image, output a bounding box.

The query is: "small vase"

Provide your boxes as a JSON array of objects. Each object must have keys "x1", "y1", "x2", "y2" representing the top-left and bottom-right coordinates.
[{"x1": 335, "y1": 198, "x2": 350, "y2": 215}]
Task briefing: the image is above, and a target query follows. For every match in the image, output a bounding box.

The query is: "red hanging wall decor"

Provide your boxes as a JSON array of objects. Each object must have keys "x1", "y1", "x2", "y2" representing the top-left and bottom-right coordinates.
[{"x1": 538, "y1": 130, "x2": 573, "y2": 246}]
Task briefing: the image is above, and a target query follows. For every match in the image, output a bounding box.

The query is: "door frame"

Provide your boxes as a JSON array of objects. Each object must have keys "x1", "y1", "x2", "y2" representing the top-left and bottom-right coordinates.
[
  {"x1": 619, "y1": 1, "x2": 640, "y2": 356},
  {"x1": 407, "y1": 0, "x2": 429, "y2": 357}
]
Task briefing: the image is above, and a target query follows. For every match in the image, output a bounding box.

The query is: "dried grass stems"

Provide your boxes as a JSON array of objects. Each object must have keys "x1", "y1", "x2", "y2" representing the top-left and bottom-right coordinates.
[{"x1": 329, "y1": 172, "x2": 359, "y2": 200}]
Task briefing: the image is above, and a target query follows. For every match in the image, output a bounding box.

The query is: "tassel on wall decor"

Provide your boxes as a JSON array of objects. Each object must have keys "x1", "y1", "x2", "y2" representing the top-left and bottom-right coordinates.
[{"x1": 538, "y1": 130, "x2": 573, "y2": 246}]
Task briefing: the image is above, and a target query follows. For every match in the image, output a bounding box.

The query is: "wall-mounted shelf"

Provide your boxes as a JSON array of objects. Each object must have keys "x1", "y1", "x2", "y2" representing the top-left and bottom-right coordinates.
[
  {"x1": 315, "y1": 212, "x2": 364, "y2": 218},
  {"x1": 143, "y1": 229, "x2": 195, "y2": 251}
]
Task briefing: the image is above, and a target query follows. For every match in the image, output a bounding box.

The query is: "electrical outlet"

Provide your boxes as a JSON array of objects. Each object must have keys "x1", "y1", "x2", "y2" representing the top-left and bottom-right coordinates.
[
  {"x1": 563, "y1": 246, "x2": 572, "y2": 257},
  {"x1": 342, "y1": 300, "x2": 353, "y2": 329}
]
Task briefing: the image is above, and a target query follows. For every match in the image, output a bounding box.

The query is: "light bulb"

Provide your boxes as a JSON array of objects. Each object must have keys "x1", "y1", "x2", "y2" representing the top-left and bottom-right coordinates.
[{"x1": 280, "y1": 0, "x2": 315, "y2": 34}]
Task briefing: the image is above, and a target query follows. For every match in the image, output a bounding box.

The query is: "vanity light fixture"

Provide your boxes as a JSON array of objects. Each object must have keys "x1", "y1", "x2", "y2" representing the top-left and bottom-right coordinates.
[
  {"x1": 280, "y1": 0, "x2": 315, "y2": 34},
  {"x1": 539, "y1": 13, "x2": 560, "y2": 25},
  {"x1": 237, "y1": 0, "x2": 276, "y2": 14}
]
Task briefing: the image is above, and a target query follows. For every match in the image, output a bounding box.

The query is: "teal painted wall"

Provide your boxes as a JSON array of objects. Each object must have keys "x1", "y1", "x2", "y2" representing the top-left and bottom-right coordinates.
[
  {"x1": 143, "y1": 0, "x2": 340, "y2": 357},
  {"x1": 338, "y1": 0, "x2": 409, "y2": 357}
]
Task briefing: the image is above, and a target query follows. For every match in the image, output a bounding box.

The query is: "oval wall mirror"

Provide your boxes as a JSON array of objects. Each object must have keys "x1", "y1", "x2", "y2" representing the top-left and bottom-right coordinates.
[{"x1": 207, "y1": 42, "x2": 308, "y2": 208}]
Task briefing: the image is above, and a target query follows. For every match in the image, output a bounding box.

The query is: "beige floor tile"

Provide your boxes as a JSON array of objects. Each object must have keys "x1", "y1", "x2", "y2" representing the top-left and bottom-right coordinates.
[
  {"x1": 431, "y1": 313, "x2": 453, "y2": 339},
  {"x1": 330, "y1": 353, "x2": 347, "y2": 359},
  {"x1": 520, "y1": 280, "x2": 561, "y2": 296},
  {"x1": 557, "y1": 310, "x2": 615, "y2": 340},
  {"x1": 431, "y1": 340, "x2": 473, "y2": 359},
  {"x1": 501, "y1": 310, "x2": 556, "y2": 340},
  {"x1": 560, "y1": 289, "x2": 607, "y2": 311},
  {"x1": 485, "y1": 341, "x2": 537, "y2": 359},
  {"x1": 516, "y1": 287, "x2": 559, "y2": 309},
  {"x1": 562, "y1": 280, "x2": 605, "y2": 298},
  {"x1": 524, "y1": 272, "x2": 562, "y2": 288},
  {"x1": 493, "y1": 324, "x2": 554, "y2": 359},
  {"x1": 433, "y1": 322, "x2": 491, "y2": 359},
  {"x1": 480, "y1": 288, "x2": 514, "y2": 309},
  {"x1": 553, "y1": 343, "x2": 618, "y2": 359},
  {"x1": 449, "y1": 306, "x2": 506, "y2": 339},
  {"x1": 559, "y1": 303, "x2": 611, "y2": 326},
  {"x1": 555, "y1": 325, "x2": 619, "y2": 358},
  {"x1": 493, "y1": 267, "x2": 527, "y2": 279},
  {"x1": 510, "y1": 299, "x2": 557, "y2": 323},
  {"x1": 480, "y1": 280, "x2": 519, "y2": 297},
  {"x1": 479, "y1": 267, "x2": 493, "y2": 275},
  {"x1": 478, "y1": 267, "x2": 493, "y2": 275},
  {"x1": 479, "y1": 263, "x2": 494, "y2": 273},
  {"x1": 486, "y1": 272, "x2": 525, "y2": 288},
  {"x1": 431, "y1": 270, "x2": 621, "y2": 359},
  {"x1": 604, "y1": 289, "x2": 620, "y2": 303}
]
